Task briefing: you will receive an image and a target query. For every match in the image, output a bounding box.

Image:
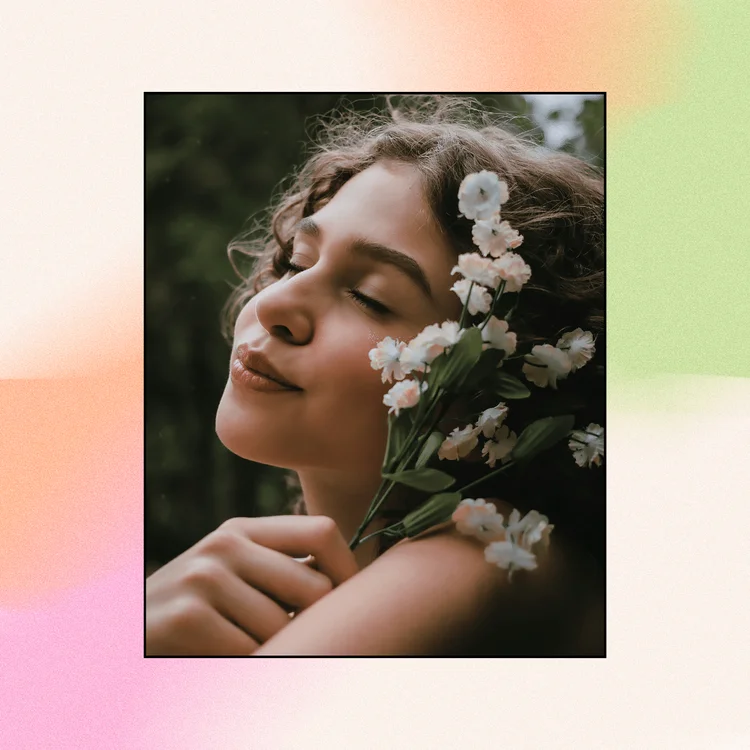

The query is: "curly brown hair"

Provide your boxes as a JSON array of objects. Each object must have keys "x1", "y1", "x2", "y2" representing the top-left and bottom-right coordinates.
[{"x1": 220, "y1": 95, "x2": 604, "y2": 569}]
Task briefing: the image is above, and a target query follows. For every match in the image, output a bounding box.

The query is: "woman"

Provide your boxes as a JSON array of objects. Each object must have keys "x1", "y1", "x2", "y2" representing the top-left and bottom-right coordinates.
[{"x1": 146, "y1": 95, "x2": 605, "y2": 656}]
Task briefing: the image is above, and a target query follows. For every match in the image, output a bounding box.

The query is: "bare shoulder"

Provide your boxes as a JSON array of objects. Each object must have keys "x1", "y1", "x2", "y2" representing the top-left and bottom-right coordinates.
[
  {"x1": 253, "y1": 516, "x2": 604, "y2": 656},
  {"x1": 387, "y1": 521, "x2": 604, "y2": 656}
]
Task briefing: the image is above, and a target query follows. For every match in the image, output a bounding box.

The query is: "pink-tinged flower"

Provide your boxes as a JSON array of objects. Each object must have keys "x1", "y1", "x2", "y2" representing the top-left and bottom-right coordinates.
[
  {"x1": 401, "y1": 320, "x2": 464, "y2": 374},
  {"x1": 472, "y1": 217, "x2": 524, "y2": 257},
  {"x1": 398, "y1": 346, "x2": 429, "y2": 376},
  {"x1": 438, "y1": 424, "x2": 481, "y2": 461},
  {"x1": 568, "y1": 422, "x2": 604, "y2": 468},
  {"x1": 451, "y1": 252, "x2": 502, "y2": 289},
  {"x1": 480, "y1": 316, "x2": 517, "y2": 355},
  {"x1": 450, "y1": 278, "x2": 492, "y2": 316},
  {"x1": 522, "y1": 344, "x2": 572, "y2": 389},
  {"x1": 475, "y1": 402, "x2": 509, "y2": 438},
  {"x1": 452, "y1": 499, "x2": 506, "y2": 543},
  {"x1": 458, "y1": 171, "x2": 509, "y2": 221},
  {"x1": 382, "y1": 379, "x2": 428, "y2": 417},
  {"x1": 481, "y1": 424, "x2": 517, "y2": 467},
  {"x1": 496, "y1": 220, "x2": 523, "y2": 249},
  {"x1": 484, "y1": 540, "x2": 538, "y2": 577},
  {"x1": 556, "y1": 328, "x2": 596, "y2": 372},
  {"x1": 490, "y1": 252, "x2": 532, "y2": 293},
  {"x1": 369, "y1": 336, "x2": 407, "y2": 384}
]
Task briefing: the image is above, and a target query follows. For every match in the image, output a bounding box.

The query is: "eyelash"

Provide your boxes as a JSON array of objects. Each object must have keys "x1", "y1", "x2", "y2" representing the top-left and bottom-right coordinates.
[{"x1": 279, "y1": 258, "x2": 392, "y2": 316}]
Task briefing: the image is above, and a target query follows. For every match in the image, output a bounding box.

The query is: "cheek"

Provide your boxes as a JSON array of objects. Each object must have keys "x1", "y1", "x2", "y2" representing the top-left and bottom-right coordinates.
[
  {"x1": 307, "y1": 344, "x2": 390, "y2": 467},
  {"x1": 330, "y1": 346, "x2": 390, "y2": 402},
  {"x1": 319, "y1": 344, "x2": 390, "y2": 427}
]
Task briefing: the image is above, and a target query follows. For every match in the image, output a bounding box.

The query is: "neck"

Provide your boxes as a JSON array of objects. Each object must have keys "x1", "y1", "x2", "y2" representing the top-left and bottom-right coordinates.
[{"x1": 295, "y1": 467, "x2": 390, "y2": 570}]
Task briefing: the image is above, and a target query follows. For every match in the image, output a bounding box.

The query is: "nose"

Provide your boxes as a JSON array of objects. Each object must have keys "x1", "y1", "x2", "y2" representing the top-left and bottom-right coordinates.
[{"x1": 254, "y1": 278, "x2": 314, "y2": 345}]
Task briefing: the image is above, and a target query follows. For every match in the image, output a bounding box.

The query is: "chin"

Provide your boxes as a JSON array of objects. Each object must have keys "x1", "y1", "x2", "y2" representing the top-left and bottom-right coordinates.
[
  {"x1": 214, "y1": 402, "x2": 312, "y2": 469},
  {"x1": 216, "y1": 416, "x2": 281, "y2": 466}
]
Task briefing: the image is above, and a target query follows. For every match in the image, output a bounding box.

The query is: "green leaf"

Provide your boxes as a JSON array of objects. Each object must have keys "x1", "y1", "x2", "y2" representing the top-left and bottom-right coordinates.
[
  {"x1": 413, "y1": 378, "x2": 434, "y2": 423},
  {"x1": 383, "y1": 468, "x2": 456, "y2": 492},
  {"x1": 385, "y1": 410, "x2": 413, "y2": 471},
  {"x1": 461, "y1": 347, "x2": 506, "y2": 391},
  {"x1": 442, "y1": 327, "x2": 483, "y2": 390},
  {"x1": 414, "y1": 431, "x2": 445, "y2": 469},
  {"x1": 511, "y1": 415, "x2": 575, "y2": 464},
  {"x1": 400, "y1": 492, "x2": 463, "y2": 538},
  {"x1": 491, "y1": 371, "x2": 531, "y2": 399}
]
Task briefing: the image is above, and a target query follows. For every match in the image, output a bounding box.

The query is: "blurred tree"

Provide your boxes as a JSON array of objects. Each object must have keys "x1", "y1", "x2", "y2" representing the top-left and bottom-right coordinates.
[{"x1": 145, "y1": 93, "x2": 603, "y2": 570}]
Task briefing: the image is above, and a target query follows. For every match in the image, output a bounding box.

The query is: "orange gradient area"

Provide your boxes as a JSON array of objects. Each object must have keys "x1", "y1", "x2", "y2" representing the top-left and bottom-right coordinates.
[
  {"x1": 0, "y1": 251, "x2": 142, "y2": 379},
  {"x1": 500, "y1": 0, "x2": 691, "y2": 113},
  {"x1": 0, "y1": 355, "x2": 142, "y2": 606},
  {"x1": 360, "y1": 0, "x2": 690, "y2": 117}
]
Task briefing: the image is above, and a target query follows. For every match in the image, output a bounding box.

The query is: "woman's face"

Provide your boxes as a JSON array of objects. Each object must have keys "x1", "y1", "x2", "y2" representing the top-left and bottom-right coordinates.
[{"x1": 216, "y1": 160, "x2": 463, "y2": 474}]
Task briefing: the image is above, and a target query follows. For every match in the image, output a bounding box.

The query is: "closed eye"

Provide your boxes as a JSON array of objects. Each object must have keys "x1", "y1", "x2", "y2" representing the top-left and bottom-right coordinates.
[{"x1": 279, "y1": 258, "x2": 392, "y2": 316}]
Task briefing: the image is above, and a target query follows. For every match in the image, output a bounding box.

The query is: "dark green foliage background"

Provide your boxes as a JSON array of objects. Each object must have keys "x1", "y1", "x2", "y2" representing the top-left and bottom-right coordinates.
[{"x1": 145, "y1": 93, "x2": 603, "y2": 571}]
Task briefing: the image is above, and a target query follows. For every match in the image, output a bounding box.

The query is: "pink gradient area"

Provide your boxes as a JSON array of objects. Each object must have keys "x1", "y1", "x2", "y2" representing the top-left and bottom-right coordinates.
[
  {"x1": 0, "y1": 555, "x2": 307, "y2": 749},
  {"x1": 359, "y1": 0, "x2": 691, "y2": 117},
  {"x1": 0, "y1": 355, "x2": 142, "y2": 606},
  {"x1": 0, "y1": 559, "x2": 148, "y2": 749}
]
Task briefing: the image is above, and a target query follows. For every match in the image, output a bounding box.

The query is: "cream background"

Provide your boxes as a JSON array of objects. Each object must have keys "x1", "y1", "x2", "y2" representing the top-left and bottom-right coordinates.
[{"x1": 1, "y1": 0, "x2": 748, "y2": 746}]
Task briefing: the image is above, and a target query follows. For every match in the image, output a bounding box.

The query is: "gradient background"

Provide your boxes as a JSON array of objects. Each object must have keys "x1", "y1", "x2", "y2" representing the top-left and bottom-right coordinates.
[{"x1": 1, "y1": 1, "x2": 748, "y2": 749}]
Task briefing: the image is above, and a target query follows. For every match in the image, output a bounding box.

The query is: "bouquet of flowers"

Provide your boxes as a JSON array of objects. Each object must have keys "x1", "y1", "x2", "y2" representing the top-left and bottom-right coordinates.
[{"x1": 348, "y1": 170, "x2": 604, "y2": 581}]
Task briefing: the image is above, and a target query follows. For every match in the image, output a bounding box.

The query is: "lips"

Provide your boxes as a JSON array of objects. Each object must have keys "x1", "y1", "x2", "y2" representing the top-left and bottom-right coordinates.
[{"x1": 235, "y1": 343, "x2": 302, "y2": 390}]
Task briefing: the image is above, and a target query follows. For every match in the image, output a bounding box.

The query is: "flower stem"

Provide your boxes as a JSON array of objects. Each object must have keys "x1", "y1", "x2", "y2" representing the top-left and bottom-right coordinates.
[
  {"x1": 456, "y1": 459, "x2": 516, "y2": 496},
  {"x1": 349, "y1": 386, "x2": 452, "y2": 550},
  {"x1": 458, "y1": 282, "x2": 474, "y2": 328},
  {"x1": 401, "y1": 394, "x2": 451, "y2": 468},
  {"x1": 348, "y1": 474, "x2": 393, "y2": 550},
  {"x1": 381, "y1": 414, "x2": 394, "y2": 472},
  {"x1": 479, "y1": 280, "x2": 506, "y2": 330},
  {"x1": 358, "y1": 525, "x2": 400, "y2": 545}
]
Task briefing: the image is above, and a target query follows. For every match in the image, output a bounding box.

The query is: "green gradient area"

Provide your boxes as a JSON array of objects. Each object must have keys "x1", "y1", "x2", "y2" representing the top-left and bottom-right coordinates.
[{"x1": 609, "y1": 0, "x2": 749, "y2": 382}]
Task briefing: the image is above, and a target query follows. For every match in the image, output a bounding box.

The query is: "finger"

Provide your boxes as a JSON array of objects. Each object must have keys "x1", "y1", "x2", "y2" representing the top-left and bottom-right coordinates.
[
  {"x1": 201, "y1": 530, "x2": 336, "y2": 611},
  {"x1": 221, "y1": 516, "x2": 360, "y2": 587},
  {"x1": 182, "y1": 556, "x2": 291, "y2": 644},
  {"x1": 198, "y1": 613, "x2": 261, "y2": 656},
  {"x1": 161, "y1": 597, "x2": 260, "y2": 656},
  {"x1": 211, "y1": 571, "x2": 293, "y2": 644}
]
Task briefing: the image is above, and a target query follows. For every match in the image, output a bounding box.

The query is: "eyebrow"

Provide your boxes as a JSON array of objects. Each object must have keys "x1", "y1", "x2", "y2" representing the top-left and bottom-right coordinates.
[{"x1": 293, "y1": 217, "x2": 434, "y2": 302}]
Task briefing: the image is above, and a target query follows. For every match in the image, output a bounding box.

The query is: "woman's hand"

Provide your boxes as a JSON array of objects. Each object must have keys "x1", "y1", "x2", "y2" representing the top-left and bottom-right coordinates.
[{"x1": 146, "y1": 515, "x2": 359, "y2": 655}]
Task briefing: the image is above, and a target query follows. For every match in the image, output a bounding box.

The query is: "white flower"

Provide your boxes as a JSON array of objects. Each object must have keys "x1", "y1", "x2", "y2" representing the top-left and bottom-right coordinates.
[
  {"x1": 450, "y1": 278, "x2": 493, "y2": 316},
  {"x1": 522, "y1": 344, "x2": 573, "y2": 389},
  {"x1": 490, "y1": 252, "x2": 532, "y2": 293},
  {"x1": 484, "y1": 540, "x2": 538, "y2": 577},
  {"x1": 506, "y1": 509, "x2": 553, "y2": 550},
  {"x1": 476, "y1": 402, "x2": 509, "y2": 438},
  {"x1": 481, "y1": 424, "x2": 517, "y2": 467},
  {"x1": 472, "y1": 217, "x2": 524, "y2": 258},
  {"x1": 400, "y1": 320, "x2": 464, "y2": 375},
  {"x1": 382, "y1": 379, "x2": 428, "y2": 417},
  {"x1": 438, "y1": 424, "x2": 481, "y2": 461},
  {"x1": 398, "y1": 345, "x2": 430, "y2": 376},
  {"x1": 452, "y1": 499, "x2": 506, "y2": 543},
  {"x1": 451, "y1": 252, "x2": 502, "y2": 289},
  {"x1": 368, "y1": 336, "x2": 407, "y2": 384},
  {"x1": 556, "y1": 328, "x2": 596, "y2": 372},
  {"x1": 568, "y1": 422, "x2": 604, "y2": 468},
  {"x1": 480, "y1": 316, "x2": 517, "y2": 355},
  {"x1": 458, "y1": 171, "x2": 509, "y2": 221}
]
